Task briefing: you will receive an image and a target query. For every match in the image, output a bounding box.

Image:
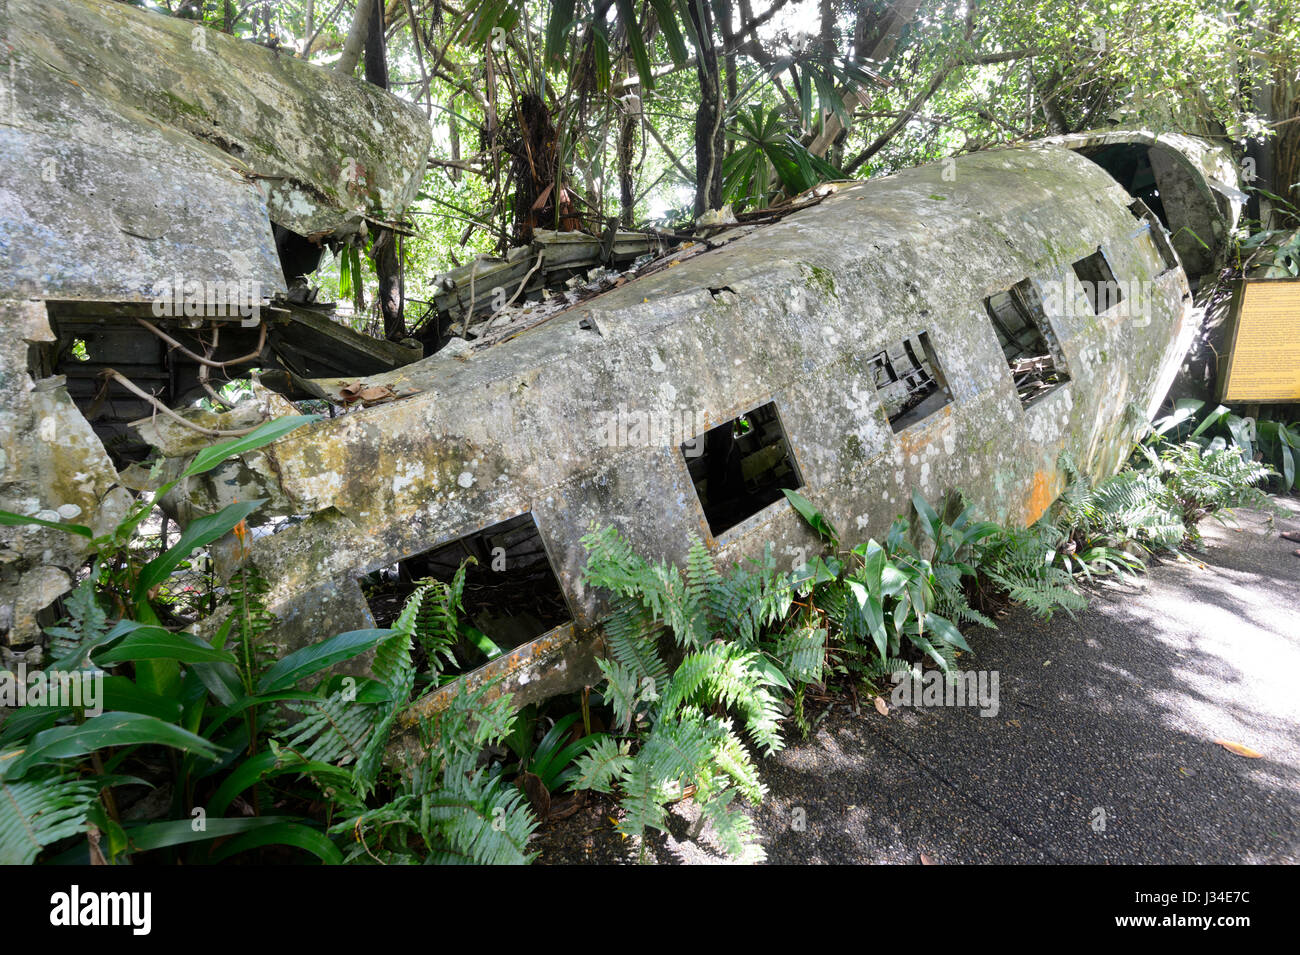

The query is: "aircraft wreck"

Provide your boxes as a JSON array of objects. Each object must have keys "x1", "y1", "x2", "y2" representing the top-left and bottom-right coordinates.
[{"x1": 0, "y1": 1, "x2": 1243, "y2": 720}]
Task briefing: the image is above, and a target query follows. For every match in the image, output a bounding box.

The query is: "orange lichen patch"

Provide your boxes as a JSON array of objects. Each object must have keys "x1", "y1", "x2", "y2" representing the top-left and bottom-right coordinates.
[
  {"x1": 400, "y1": 622, "x2": 577, "y2": 723},
  {"x1": 896, "y1": 404, "x2": 953, "y2": 457},
  {"x1": 1023, "y1": 468, "x2": 1061, "y2": 524}
]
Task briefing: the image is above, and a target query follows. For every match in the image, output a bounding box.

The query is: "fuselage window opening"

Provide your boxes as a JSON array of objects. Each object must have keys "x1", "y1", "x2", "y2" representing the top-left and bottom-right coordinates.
[
  {"x1": 984, "y1": 280, "x2": 1071, "y2": 407},
  {"x1": 868, "y1": 330, "x2": 954, "y2": 433},
  {"x1": 681, "y1": 401, "x2": 803, "y2": 537}
]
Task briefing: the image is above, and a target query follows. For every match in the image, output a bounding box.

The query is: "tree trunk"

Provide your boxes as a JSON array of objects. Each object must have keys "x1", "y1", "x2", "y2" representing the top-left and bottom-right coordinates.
[
  {"x1": 618, "y1": 98, "x2": 638, "y2": 227},
  {"x1": 335, "y1": 0, "x2": 376, "y2": 76},
  {"x1": 363, "y1": 0, "x2": 388, "y2": 89},
  {"x1": 691, "y1": 0, "x2": 724, "y2": 217},
  {"x1": 360, "y1": 0, "x2": 404, "y2": 339}
]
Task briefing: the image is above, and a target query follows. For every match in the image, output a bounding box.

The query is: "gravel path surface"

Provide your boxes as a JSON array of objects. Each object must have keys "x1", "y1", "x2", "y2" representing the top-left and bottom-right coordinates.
[{"x1": 533, "y1": 499, "x2": 1300, "y2": 864}]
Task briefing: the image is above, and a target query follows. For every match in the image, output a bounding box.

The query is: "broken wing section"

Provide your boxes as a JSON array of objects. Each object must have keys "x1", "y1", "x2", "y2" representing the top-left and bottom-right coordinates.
[{"x1": 9, "y1": 0, "x2": 430, "y2": 242}]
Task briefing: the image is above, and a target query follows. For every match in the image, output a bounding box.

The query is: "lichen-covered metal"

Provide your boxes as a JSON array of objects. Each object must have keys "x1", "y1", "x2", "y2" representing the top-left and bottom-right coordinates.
[
  {"x1": 0, "y1": 0, "x2": 429, "y2": 644},
  {"x1": 1043, "y1": 128, "x2": 1242, "y2": 280},
  {"x1": 0, "y1": 0, "x2": 431, "y2": 303},
  {"x1": 168, "y1": 141, "x2": 1239, "y2": 713}
]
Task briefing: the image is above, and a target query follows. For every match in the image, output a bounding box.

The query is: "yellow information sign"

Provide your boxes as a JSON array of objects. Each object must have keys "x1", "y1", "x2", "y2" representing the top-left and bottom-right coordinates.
[{"x1": 1219, "y1": 279, "x2": 1300, "y2": 403}]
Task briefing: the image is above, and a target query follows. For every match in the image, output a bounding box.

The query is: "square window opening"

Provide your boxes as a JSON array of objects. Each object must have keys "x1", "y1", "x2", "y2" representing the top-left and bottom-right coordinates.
[
  {"x1": 1071, "y1": 248, "x2": 1123, "y2": 313},
  {"x1": 869, "y1": 330, "x2": 953, "y2": 433},
  {"x1": 358, "y1": 513, "x2": 570, "y2": 678},
  {"x1": 682, "y1": 401, "x2": 802, "y2": 537},
  {"x1": 983, "y1": 280, "x2": 1071, "y2": 406}
]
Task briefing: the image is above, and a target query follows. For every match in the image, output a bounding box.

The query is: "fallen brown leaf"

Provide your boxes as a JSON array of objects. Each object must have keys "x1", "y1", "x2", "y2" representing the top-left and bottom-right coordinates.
[
  {"x1": 1214, "y1": 739, "x2": 1263, "y2": 758},
  {"x1": 873, "y1": 695, "x2": 889, "y2": 716}
]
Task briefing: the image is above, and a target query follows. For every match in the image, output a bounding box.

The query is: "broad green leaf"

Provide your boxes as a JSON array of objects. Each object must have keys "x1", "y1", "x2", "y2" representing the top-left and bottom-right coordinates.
[
  {"x1": 95, "y1": 628, "x2": 238, "y2": 666},
  {"x1": 183, "y1": 415, "x2": 319, "y2": 478},
  {"x1": 6, "y1": 712, "x2": 219, "y2": 779},
  {"x1": 133, "y1": 500, "x2": 265, "y2": 602},
  {"x1": 615, "y1": 0, "x2": 654, "y2": 91},
  {"x1": 783, "y1": 488, "x2": 839, "y2": 544},
  {"x1": 97, "y1": 676, "x2": 183, "y2": 722},
  {"x1": 120, "y1": 816, "x2": 309, "y2": 854},
  {"x1": 924, "y1": 613, "x2": 972, "y2": 653},
  {"x1": 257, "y1": 629, "x2": 398, "y2": 692},
  {"x1": 0, "y1": 510, "x2": 92, "y2": 538},
  {"x1": 206, "y1": 820, "x2": 342, "y2": 865},
  {"x1": 207, "y1": 749, "x2": 346, "y2": 817}
]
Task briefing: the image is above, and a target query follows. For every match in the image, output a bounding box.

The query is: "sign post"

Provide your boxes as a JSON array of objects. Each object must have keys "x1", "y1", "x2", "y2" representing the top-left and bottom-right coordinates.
[{"x1": 1218, "y1": 278, "x2": 1300, "y2": 404}]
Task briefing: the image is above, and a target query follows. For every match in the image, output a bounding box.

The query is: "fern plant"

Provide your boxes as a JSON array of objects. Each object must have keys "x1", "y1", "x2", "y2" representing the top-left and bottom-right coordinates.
[
  {"x1": 283, "y1": 568, "x2": 538, "y2": 864},
  {"x1": 1057, "y1": 438, "x2": 1274, "y2": 556},
  {"x1": 325, "y1": 682, "x2": 538, "y2": 865},
  {"x1": 572, "y1": 524, "x2": 822, "y2": 862}
]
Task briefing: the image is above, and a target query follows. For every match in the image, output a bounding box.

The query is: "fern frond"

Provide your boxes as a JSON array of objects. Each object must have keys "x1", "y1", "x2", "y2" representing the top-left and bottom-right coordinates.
[
  {"x1": 0, "y1": 770, "x2": 98, "y2": 864},
  {"x1": 697, "y1": 788, "x2": 766, "y2": 863},
  {"x1": 427, "y1": 766, "x2": 538, "y2": 865},
  {"x1": 603, "y1": 595, "x2": 669, "y2": 686},
  {"x1": 595, "y1": 657, "x2": 642, "y2": 732},
  {"x1": 281, "y1": 689, "x2": 380, "y2": 764},
  {"x1": 571, "y1": 736, "x2": 633, "y2": 794}
]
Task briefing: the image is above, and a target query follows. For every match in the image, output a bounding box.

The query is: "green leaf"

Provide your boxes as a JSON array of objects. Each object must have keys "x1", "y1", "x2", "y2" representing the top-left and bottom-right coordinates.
[
  {"x1": 911, "y1": 490, "x2": 940, "y2": 531},
  {"x1": 650, "y1": 0, "x2": 688, "y2": 64},
  {"x1": 339, "y1": 248, "x2": 353, "y2": 298},
  {"x1": 615, "y1": 0, "x2": 654, "y2": 91},
  {"x1": 463, "y1": 626, "x2": 503, "y2": 660},
  {"x1": 0, "y1": 510, "x2": 93, "y2": 538},
  {"x1": 133, "y1": 500, "x2": 265, "y2": 603},
  {"x1": 95, "y1": 627, "x2": 238, "y2": 666},
  {"x1": 206, "y1": 820, "x2": 342, "y2": 864},
  {"x1": 119, "y1": 816, "x2": 307, "y2": 854},
  {"x1": 98, "y1": 676, "x2": 183, "y2": 722},
  {"x1": 257, "y1": 629, "x2": 398, "y2": 693},
  {"x1": 6, "y1": 712, "x2": 220, "y2": 779},
  {"x1": 543, "y1": 0, "x2": 576, "y2": 63},
  {"x1": 0, "y1": 773, "x2": 99, "y2": 864},
  {"x1": 207, "y1": 749, "x2": 346, "y2": 817},
  {"x1": 183, "y1": 415, "x2": 319, "y2": 478},
  {"x1": 1190, "y1": 404, "x2": 1229, "y2": 437},
  {"x1": 783, "y1": 488, "x2": 839, "y2": 544},
  {"x1": 348, "y1": 246, "x2": 363, "y2": 298},
  {"x1": 924, "y1": 613, "x2": 972, "y2": 653}
]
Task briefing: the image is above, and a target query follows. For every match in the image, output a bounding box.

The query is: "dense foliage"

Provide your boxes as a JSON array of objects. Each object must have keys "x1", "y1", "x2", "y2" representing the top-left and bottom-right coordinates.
[{"x1": 125, "y1": 0, "x2": 1300, "y2": 334}]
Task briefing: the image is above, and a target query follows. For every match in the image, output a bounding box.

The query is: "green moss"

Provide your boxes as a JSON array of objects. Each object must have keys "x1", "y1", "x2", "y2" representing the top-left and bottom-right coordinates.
[
  {"x1": 805, "y1": 264, "x2": 837, "y2": 298},
  {"x1": 841, "y1": 432, "x2": 866, "y2": 466}
]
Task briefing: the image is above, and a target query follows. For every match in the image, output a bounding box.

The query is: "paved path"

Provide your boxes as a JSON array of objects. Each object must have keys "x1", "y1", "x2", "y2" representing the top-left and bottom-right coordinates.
[{"x1": 539, "y1": 498, "x2": 1300, "y2": 864}]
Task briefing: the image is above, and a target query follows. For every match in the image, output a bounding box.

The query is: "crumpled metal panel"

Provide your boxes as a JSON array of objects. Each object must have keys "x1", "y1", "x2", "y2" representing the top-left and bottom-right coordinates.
[
  {"x1": 0, "y1": 0, "x2": 430, "y2": 305},
  {"x1": 0, "y1": 301, "x2": 130, "y2": 646},
  {"x1": 1044, "y1": 128, "x2": 1240, "y2": 279}
]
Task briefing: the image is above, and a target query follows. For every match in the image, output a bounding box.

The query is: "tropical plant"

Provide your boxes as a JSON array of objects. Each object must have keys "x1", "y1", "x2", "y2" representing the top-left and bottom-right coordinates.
[
  {"x1": 0, "y1": 417, "x2": 537, "y2": 865},
  {"x1": 1155, "y1": 399, "x2": 1299, "y2": 493},
  {"x1": 505, "y1": 707, "x2": 604, "y2": 796},
  {"x1": 1055, "y1": 432, "x2": 1276, "y2": 560},
  {"x1": 572, "y1": 523, "x2": 823, "y2": 861}
]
